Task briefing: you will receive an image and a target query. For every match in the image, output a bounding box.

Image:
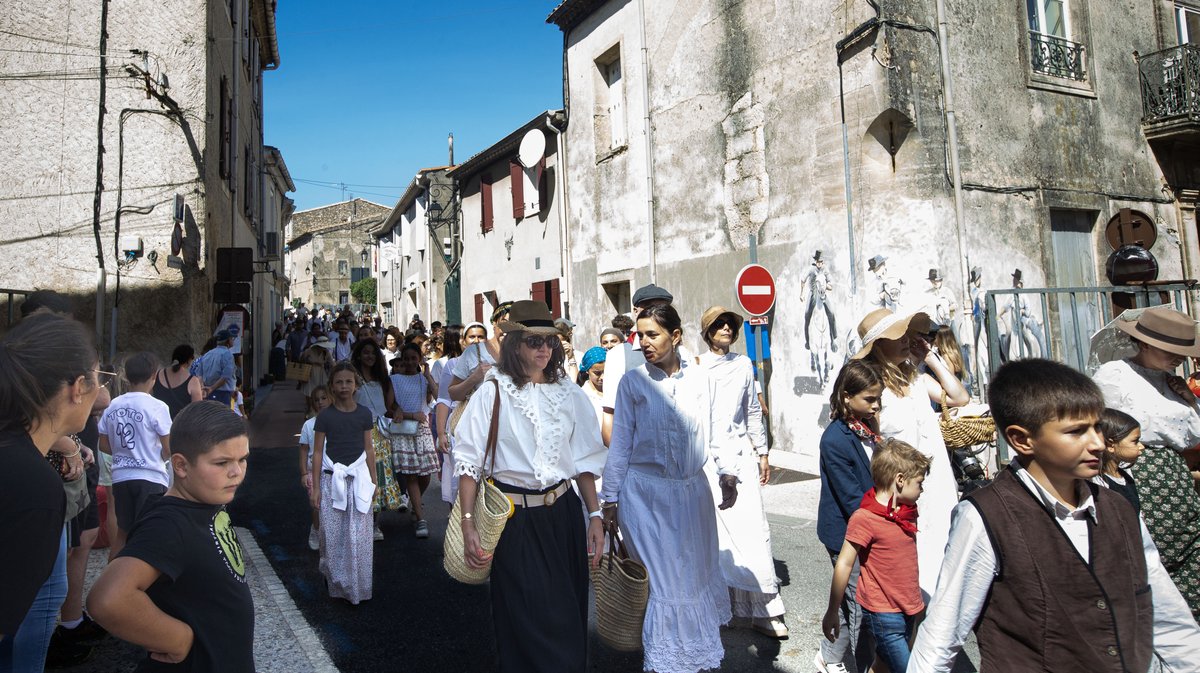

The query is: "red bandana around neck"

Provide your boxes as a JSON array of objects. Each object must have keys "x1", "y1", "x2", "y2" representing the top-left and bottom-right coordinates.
[
  {"x1": 846, "y1": 417, "x2": 881, "y2": 445},
  {"x1": 859, "y1": 488, "x2": 919, "y2": 537}
]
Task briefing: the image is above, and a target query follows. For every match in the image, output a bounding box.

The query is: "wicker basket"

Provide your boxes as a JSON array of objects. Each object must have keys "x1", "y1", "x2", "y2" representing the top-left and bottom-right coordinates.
[
  {"x1": 939, "y1": 394, "x2": 996, "y2": 449},
  {"x1": 443, "y1": 478, "x2": 514, "y2": 584},
  {"x1": 590, "y1": 529, "x2": 650, "y2": 652},
  {"x1": 443, "y1": 380, "x2": 514, "y2": 584}
]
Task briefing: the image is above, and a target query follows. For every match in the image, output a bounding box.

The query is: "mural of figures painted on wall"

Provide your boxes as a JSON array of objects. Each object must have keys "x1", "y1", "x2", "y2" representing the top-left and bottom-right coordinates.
[
  {"x1": 923, "y1": 268, "x2": 956, "y2": 326},
  {"x1": 802, "y1": 250, "x2": 837, "y2": 386},
  {"x1": 868, "y1": 254, "x2": 903, "y2": 312},
  {"x1": 997, "y1": 268, "x2": 1048, "y2": 360},
  {"x1": 967, "y1": 266, "x2": 986, "y2": 388}
]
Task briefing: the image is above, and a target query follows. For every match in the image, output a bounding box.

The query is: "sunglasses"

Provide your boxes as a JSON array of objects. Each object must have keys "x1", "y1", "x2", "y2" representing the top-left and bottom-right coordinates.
[{"x1": 521, "y1": 335, "x2": 557, "y2": 350}]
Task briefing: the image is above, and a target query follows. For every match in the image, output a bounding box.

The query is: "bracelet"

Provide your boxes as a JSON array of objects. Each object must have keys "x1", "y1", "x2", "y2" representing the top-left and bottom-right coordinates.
[
  {"x1": 588, "y1": 510, "x2": 603, "y2": 519},
  {"x1": 61, "y1": 450, "x2": 81, "y2": 459},
  {"x1": 600, "y1": 501, "x2": 618, "y2": 509}
]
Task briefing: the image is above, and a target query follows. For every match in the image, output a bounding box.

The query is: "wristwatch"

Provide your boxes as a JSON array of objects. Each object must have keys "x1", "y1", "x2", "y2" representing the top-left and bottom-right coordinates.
[{"x1": 462, "y1": 511, "x2": 474, "y2": 523}]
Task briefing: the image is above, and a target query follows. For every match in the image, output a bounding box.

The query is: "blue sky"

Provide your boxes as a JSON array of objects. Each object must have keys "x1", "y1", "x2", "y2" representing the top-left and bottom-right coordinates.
[{"x1": 266, "y1": 1, "x2": 564, "y2": 212}]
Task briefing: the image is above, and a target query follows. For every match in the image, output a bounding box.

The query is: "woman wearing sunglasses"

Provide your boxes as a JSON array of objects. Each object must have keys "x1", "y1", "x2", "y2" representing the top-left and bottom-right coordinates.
[{"x1": 453, "y1": 301, "x2": 607, "y2": 673}]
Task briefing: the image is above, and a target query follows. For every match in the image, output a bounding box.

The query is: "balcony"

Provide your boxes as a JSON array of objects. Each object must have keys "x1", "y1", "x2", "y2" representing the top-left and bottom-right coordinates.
[
  {"x1": 1138, "y1": 44, "x2": 1200, "y2": 142},
  {"x1": 1029, "y1": 31, "x2": 1087, "y2": 81}
]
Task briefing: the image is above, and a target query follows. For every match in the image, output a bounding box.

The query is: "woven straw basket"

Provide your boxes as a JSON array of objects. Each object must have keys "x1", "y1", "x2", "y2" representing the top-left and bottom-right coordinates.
[
  {"x1": 590, "y1": 531, "x2": 649, "y2": 652},
  {"x1": 939, "y1": 394, "x2": 996, "y2": 449},
  {"x1": 443, "y1": 479, "x2": 513, "y2": 584}
]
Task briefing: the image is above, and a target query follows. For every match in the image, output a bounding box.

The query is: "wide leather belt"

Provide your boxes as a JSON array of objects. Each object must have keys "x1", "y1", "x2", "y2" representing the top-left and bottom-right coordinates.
[{"x1": 501, "y1": 480, "x2": 569, "y2": 508}]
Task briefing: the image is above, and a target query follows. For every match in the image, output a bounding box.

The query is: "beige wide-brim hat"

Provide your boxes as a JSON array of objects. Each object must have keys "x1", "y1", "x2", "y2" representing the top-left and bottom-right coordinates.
[
  {"x1": 851, "y1": 308, "x2": 932, "y2": 360},
  {"x1": 497, "y1": 300, "x2": 561, "y2": 336},
  {"x1": 700, "y1": 305, "x2": 744, "y2": 336},
  {"x1": 1115, "y1": 306, "x2": 1200, "y2": 357}
]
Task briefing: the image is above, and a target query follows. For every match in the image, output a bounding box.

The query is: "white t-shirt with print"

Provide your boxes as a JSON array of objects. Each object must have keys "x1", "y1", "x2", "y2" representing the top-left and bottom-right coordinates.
[
  {"x1": 98, "y1": 391, "x2": 172, "y2": 487},
  {"x1": 299, "y1": 416, "x2": 317, "y2": 465}
]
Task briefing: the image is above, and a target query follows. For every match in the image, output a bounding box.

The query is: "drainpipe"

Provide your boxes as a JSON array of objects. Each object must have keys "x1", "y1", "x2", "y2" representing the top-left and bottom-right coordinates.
[
  {"x1": 934, "y1": 0, "x2": 971, "y2": 311},
  {"x1": 547, "y1": 113, "x2": 571, "y2": 319},
  {"x1": 636, "y1": 0, "x2": 657, "y2": 284}
]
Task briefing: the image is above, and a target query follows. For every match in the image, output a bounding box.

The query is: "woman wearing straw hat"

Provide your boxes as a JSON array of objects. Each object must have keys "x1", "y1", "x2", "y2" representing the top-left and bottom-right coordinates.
[
  {"x1": 697, "y1": 306, "x2": 788, "y2": 639},
  {"x1": 1092, "y1": 306, "x2": 1200, "y2": 618},
  {"x1": 852, "y1": 308, "x2": 968, "y2": 601},
  {"x1": 453, "y1": 300, "x2": 607, "y2": 672},
  {"x1": 601, "y1": 302, "x2": 740, "y2": 673}
]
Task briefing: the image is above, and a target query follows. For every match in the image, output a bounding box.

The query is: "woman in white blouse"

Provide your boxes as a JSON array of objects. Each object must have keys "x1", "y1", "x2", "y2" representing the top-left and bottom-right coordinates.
[
  {"x1": 453, "y1": 301, "x2": 606, "y2": 673},
  {"x1": 853, "y1": 308, "x2": 968, "y2": 601},
  {"x1": 602, "y1": 303, "x2": 739, "y2": 673},
  {"x1": 696, "y1": 306, "x2": 787, "y2": 639}
]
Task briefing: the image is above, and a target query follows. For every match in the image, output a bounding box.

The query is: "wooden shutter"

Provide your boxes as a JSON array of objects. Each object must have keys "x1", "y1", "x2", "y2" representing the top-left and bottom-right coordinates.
[
  {"x1": 549, "y1": 278, "x2": 561, "y2": 319},
  {"x1": 480, "y1": 176, "x2": 494, "y2": 233},
  {"x1": 474, "y1": 293, "x2": 484, "y2": 322},
  {"x1": 510, "y1": 160, "x2": 525, "y2": 220},
  {"x1": 219, "y1": 78, "x2": 230, "y2": 179},
  {"x1": 531, "y1": 281, "x2": 546, "y2": 311}
]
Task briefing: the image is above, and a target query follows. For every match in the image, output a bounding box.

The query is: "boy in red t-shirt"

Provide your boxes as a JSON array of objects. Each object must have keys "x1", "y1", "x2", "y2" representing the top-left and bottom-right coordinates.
[{"x1": 822, "y1": 438, "x2": 931, "y2": 673}]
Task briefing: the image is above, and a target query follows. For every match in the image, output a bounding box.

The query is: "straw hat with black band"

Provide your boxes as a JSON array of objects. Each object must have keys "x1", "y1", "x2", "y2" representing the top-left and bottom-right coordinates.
[
  {"x1": 497, "y1": 300, "x2": 561, "y2": 336},
  {"x1": 1116, "y1": 307, "x2": 1200, "y2": 357},
  {"x1": 851, "y1": 308, "x2": 933, "y2": 361}
]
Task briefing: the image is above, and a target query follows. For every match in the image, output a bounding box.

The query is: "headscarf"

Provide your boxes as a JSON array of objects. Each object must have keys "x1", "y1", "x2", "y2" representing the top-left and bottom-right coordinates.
[{"x1": 580, "y1": 346, "x2": 607, "y2": 374}]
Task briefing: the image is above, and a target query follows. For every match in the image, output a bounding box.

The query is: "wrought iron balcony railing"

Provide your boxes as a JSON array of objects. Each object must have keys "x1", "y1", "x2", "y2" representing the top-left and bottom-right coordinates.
[
  {"x1": 1029, "y1": 31, "x2": 1087, "y2": 81},
  {"x1": 1138, "y1": 43, "x2": 1200, "y2": 127}
]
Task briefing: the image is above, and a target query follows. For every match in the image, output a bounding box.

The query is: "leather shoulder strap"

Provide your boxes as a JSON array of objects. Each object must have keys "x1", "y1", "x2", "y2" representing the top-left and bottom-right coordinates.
[{"x1": 484, "y1": 379, "x2": 501, "y2": 477}]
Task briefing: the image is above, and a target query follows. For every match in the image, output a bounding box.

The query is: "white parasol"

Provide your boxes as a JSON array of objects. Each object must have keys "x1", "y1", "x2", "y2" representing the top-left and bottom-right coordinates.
[{"x1": 1085, "y1": 308, "x2": 1147, "y2": 374}]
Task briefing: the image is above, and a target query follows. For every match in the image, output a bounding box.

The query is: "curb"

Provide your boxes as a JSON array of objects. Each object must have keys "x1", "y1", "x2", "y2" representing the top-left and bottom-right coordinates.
[{"x1": 235, "y1": 526, "x2": 340, "y2": 673}]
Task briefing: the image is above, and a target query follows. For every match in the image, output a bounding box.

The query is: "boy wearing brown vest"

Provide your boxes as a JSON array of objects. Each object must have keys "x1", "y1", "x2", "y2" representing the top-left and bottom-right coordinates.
[{"x1": 909, "y1": 359, "x2": 1200, "y2": 673}]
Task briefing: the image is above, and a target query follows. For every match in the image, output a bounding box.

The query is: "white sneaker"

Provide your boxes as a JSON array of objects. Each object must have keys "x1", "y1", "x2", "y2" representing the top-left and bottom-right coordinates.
[
  {"x1": 752, "y1": 616, "x2": 789, "y2": 639},
  {"x1": 307, "y1": 525, "x2": 319, "y2": 551},
  {"x1": 373, "y1": 525, "x2": 384, "y2": 541},
  {"x1": 415, "y1": 520, "x2": 429, "y2": 539},
  {"x1": 397, "y1": 494, "x2": 410, "y2": 513},
  {"x1": 813, "y1": 651, "x2": 849, "y2": 673}
]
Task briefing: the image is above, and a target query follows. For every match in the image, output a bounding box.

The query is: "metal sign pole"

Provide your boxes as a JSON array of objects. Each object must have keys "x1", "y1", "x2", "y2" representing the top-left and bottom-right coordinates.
[{"x1": 748, "y1": 234, "x2": 768, "y2": 413}]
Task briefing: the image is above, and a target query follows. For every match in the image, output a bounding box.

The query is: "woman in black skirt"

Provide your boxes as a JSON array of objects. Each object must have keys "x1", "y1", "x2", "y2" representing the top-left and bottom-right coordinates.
[{"x1": 454, "y1": 300, "x2": 607, "y2": 673}]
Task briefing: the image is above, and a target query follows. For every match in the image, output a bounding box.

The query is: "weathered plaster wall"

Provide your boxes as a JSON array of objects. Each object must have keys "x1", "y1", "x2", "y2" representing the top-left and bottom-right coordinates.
[{"x1": 559, "y1": 0, "x2": 1184, "y2": 470}]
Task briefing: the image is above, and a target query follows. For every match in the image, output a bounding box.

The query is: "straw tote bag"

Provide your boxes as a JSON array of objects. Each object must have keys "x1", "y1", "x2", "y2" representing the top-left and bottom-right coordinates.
[
  {"x1": 443, "y1": 381, "x2": 514, "y2": 584},
  {"x1": 938, "y1": 392, "x2": 996, "y2": 449},
  {"x1": 591, "y1": 522, "x2": 650, "y2": 652}
]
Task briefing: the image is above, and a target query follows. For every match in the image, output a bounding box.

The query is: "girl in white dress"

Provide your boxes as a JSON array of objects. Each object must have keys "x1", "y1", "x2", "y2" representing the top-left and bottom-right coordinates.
[
  {"x1": 602, "y1": 303, "x2": 740, "y2": 673},
  {"x1": 696, "y1": 306, "x2": 787, "y2": 639},
  {"x1": 851, "y1": 308, "x2": 969, "y2": 601}
]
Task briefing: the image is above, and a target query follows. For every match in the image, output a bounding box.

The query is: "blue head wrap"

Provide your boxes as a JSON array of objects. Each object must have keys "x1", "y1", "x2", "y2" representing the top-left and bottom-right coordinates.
[{"x1": 580, "y1": 346, "x2": 607, "y2": 374}]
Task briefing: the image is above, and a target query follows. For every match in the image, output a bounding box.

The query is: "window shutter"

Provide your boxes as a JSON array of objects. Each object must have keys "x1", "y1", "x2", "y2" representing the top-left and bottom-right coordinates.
[
  {"x1": 531, "y1": 281, "x2": 546, "y2": 311},
  {"x1": 474, "y1": 293, "x2": 484, "y2": 323},
  {"x1": 219, "y1": 78, "x2": 230, "y2": 179},
  {"x1": 549, "y1": 278, "x2": 561, "y2": 318},
  {"x1": 510, "y1": 160, "x2": 525, "y2": 220},
  {"x1": 480, "y1": 175, "x2": 493, "y2": 233},
  {"x1": 538, "y1": 161, "x2": 550, "y2": 214}
]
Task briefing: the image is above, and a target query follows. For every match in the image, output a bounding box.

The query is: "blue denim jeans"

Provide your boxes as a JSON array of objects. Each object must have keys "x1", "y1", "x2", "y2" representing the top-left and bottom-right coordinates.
[
  {"x1": 0, "y1": 526, "x2": 68, "y2": 673},
  {"x1": 863, "y1": 609, "x2": 913, "y2": 673}
]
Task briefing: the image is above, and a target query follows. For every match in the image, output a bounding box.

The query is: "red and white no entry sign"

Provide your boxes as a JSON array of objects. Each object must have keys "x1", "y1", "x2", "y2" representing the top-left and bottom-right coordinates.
[{"x1": 735, "y1": 264, "x2": 776, "y2": 316}]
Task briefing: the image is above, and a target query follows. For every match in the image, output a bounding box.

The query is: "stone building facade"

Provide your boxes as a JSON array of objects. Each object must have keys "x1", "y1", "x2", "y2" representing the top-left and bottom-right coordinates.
[
  {"x1": 549, "y1": 0, "x2": 1199, "y2": 468},
  {"x1": 451, "y1": 111, "x2": 569, "y2": 325},
  {"x1": 0, "y1": 0, "x2": 286, "y2": 366},
  {"x1": 285, "y1": 199, "x2": 390, "y2": 309},
  {"x1": 373, "y1": 167, "x2": 457, "y2": 328}
]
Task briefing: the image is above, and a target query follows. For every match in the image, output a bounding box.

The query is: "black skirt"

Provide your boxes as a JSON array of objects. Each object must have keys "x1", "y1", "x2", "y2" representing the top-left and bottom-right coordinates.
[{"x1": 490, "y1": 481, "x2": 588, "y2": 673}]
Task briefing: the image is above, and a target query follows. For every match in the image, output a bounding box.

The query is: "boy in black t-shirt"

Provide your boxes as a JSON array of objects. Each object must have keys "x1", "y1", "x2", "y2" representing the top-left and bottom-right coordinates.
[{"x1": 88, "y1": 401, "x2": 254, "y2": 672}]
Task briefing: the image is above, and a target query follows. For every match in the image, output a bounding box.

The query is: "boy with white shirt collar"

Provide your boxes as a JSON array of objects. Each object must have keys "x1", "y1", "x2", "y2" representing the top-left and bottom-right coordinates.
[{"x1": 909, "y1": 359, "x2": 1200, "y2": 673}]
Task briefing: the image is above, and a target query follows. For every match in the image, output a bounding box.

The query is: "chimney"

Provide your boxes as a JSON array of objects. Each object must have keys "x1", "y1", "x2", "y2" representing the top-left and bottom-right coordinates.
[{"x1": 448, "y1": 132, "x2": 454, "y2": 166}]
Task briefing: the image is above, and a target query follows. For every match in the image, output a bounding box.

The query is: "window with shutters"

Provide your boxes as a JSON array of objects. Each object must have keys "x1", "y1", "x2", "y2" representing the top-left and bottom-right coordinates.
[
  {"x1": 338, "y1": 260, "x2": 349, "y2": 276},
  {"x1": 593, "y1": 44, "x2": 626, "y2": 160},
  {"x1": 243, "y1": 145, "x2": 254, "y2": 218},
  {"x1": 510, "y1": 160, "x2": 525, "y2": 220},
  {"x1": 480, "y1": 174, "x2": 494, "y2": 233},
  {"x1": 530, "y1": 279, "x2": 562, "y2": 319}
]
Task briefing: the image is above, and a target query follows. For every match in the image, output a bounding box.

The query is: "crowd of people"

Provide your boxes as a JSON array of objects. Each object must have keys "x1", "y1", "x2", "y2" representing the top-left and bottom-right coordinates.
[{"x1": 5, "y1": 287, "x2": 1200, "y2": 673}]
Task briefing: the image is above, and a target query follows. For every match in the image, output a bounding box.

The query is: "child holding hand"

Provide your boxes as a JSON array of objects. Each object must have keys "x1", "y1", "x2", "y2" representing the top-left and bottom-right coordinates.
[
  {"x1": 823, "y1": 439, "x2": 930, "y2": 673},
  {"x1": 311, "y1": 362, "x2": 376, "y2": 604},
  {"x1": 299, "y1": 385, "x2": 331, "y2": 550}
]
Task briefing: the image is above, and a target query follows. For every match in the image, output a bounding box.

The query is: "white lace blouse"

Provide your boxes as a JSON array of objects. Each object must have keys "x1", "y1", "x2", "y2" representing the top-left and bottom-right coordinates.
[
  {"x1": 1092, "y1": 358, "x2": 1200, "y2": 451},
  {"x1": 452, "y1": 371, "x2": 607, "y2": 490}
]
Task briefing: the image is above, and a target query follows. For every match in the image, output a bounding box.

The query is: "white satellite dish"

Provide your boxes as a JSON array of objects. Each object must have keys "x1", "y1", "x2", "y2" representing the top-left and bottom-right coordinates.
[{"x1": 517, "y1": 129, "x2": 546, "y2": 169}]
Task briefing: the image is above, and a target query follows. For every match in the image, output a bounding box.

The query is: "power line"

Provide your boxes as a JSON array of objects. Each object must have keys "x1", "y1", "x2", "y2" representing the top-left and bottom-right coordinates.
[{"x1": 293, "y1": 177, "x2": 408, "y2": 189}]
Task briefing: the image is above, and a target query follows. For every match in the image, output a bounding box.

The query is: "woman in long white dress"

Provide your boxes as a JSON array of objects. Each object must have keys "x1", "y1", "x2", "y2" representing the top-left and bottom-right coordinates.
[
  {"x1": 602, "y1": 303, "x2": 739, "y2": 673},
  {"x1": 852, "y1": 308, "x2": 968, "y2": 601},
  {"x1": 696, "y1": 306, "x2": 787, "y2": 639}
]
